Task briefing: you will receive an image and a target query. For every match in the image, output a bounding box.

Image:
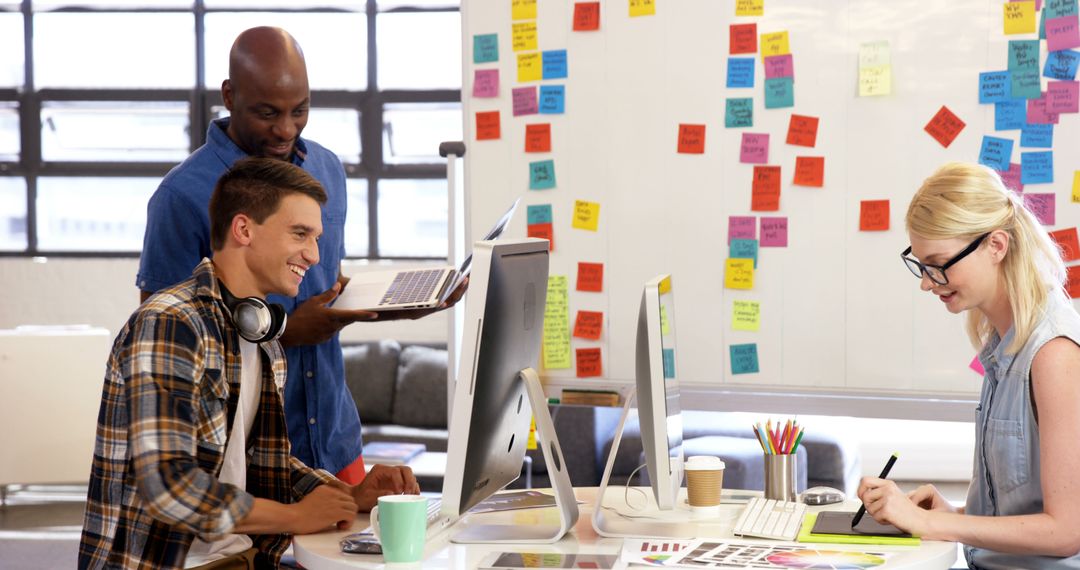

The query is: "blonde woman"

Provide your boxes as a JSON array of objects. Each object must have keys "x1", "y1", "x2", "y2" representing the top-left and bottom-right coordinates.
[{"x1": 857, "y1": 163, "x2": 1080, "y2": 568}]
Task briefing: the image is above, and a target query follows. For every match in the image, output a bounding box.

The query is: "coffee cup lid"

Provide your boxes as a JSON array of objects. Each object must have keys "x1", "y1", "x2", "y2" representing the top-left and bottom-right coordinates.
[{"x1": 684, "y1": 455, "x2": 725, "y2": 470}]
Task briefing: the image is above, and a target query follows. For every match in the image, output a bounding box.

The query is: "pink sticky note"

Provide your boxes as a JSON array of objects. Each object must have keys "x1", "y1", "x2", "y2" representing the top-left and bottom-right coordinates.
[
  {"x1": 728, "y1": 216, "x2": 757, "y2": 244},
  {"x1": 1024, "y1": 193, "x2": 1055, "y2": 225},
  {"x1": 969, "y1": 354, "x2": 985, "y2": 376},
  {"x1": 740, "y1": 133, "x2": 770, "y2": 164},
  {"x1": 760, "y1": 216, "x2": 788, "y2": 247},
  {"x1": 1001, "y1": 162, "x2": 1024, "y2": 193},
  {"x1": 1047, "y1": 80, "x2": 1079, "y2": 114},
  {"x1": 763, "y1": 54, "x2": 794, "y2": 79},
  {"x1": 512, "y1": 86, "x2": 538, "y2": 116},
  {"x1": 1027, "y1": 94, "x2": 1061, "y2": 124},
  {"x1": 1047, "y1": 15, "x2": 1080, "y2": 53},
  {"x1": 473, "y1": 69, "x2": 499, "y2": 98}
]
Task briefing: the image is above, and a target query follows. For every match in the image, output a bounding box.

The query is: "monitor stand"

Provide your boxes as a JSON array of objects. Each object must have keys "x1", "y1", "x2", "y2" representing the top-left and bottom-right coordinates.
[
  {"x1": 591, "y1": 387, "x2": 701, "y2": 539},
  {"x1": 450, "y1": 368, "x2": 580, "y2": 543}
]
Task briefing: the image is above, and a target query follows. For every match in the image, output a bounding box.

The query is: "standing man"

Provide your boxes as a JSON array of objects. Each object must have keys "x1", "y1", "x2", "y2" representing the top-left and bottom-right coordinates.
[
  {"x1": 137, "y1": 27, "x2": 458, "y2": 485},
  {"x1": 82, "y1": 158, "x2": 419, "y2": 570}
]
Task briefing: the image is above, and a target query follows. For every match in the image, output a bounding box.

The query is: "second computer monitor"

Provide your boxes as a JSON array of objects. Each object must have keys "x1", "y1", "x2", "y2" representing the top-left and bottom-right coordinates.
[{"x1": 635, "y1": 274, "x2": 684, "y2": 510}]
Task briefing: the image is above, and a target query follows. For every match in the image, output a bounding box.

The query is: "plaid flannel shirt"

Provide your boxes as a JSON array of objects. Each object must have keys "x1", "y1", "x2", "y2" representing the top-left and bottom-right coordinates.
[{"x1": 79, "y1": 258, "x2": 336, "y2": 570}]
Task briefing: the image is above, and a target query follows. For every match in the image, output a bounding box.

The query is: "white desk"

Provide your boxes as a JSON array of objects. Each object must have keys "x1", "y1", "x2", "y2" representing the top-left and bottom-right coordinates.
[{"x1": 293, "y1": 487, "x2": 956, "y2": 569}]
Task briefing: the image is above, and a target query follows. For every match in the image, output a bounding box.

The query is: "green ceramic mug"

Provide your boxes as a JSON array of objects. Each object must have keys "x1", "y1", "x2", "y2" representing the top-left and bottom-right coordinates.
[{"x1": 371, "y1": 495, "x2": 427, "y2": 563}]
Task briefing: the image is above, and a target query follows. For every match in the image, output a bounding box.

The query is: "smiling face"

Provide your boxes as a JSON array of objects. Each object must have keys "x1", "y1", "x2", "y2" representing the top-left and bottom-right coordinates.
[
  {"x1": 245, "y1": 193, "x2": 322, "y2": 298},
  {"x1": 907, "y1": 232, "x2": 1003, "y2": 315},
  {"x1": 223, "y1": 72, "x2": 310, "y2": 161}
]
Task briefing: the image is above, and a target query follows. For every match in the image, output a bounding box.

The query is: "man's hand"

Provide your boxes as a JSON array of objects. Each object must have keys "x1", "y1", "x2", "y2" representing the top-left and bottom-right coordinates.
[
  {"x1": 278, "y1": 282, "x2": 378, "y2": 347},
  {"x1": 370, "y1": 277, "x2": 470, "y2": 322},
  {"x1": 350, "y1": 464, "x2": 421, "y2": 512}
]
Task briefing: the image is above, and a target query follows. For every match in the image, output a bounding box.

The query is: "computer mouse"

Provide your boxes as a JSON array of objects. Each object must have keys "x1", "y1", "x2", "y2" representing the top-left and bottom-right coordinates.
[{"x1": 801, "y1": 486, "x2": 846, "y2": 505}]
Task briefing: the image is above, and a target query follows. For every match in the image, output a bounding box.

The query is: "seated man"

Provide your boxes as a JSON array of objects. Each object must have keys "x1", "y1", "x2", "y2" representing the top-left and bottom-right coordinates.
[{"x1": 79, "y1": 157, "x2": 419, "y2": 570}]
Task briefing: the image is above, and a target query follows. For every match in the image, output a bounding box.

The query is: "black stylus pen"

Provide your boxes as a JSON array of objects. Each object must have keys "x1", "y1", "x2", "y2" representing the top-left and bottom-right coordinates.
[{"x1": 852, "y1": 452, "x2": 899, "y2": 528}]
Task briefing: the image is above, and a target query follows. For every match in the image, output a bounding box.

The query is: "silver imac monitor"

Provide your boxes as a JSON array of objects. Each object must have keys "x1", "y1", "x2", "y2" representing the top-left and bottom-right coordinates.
[
  {"x1": 437, "y1": 238, "x2": 578, "y2": 543},
  {"x1": 635, "y1": 274, "x2": 684, "y2": 510}
]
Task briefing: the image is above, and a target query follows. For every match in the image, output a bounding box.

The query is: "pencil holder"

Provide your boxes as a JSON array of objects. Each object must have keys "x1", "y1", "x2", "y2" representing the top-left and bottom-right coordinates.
[{"x1": 763, "y1": 453, "x2": 797, "y2": 502}]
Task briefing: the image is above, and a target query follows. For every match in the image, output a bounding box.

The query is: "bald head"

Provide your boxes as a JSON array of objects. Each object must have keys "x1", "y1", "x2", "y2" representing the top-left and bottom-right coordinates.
[{"x1": 222, "y1": 27, "x2": 311, "y2": 160}]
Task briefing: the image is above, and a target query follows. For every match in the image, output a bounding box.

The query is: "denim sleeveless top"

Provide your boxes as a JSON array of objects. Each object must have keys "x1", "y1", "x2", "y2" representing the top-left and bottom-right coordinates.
[{"x1": 965, "y1": 294, "x2": 1080, "y2": 569}]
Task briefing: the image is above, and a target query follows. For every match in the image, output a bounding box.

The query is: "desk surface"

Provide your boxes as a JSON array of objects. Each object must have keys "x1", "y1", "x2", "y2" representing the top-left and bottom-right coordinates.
[{"x1": 293, "y1": 487, "x2": 956, "y2": 569}]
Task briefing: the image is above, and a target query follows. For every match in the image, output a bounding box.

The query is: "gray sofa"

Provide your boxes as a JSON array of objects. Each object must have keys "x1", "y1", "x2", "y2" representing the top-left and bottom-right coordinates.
[{"x1": 341, "y1": 340, "x2": 861, "y2": 495}]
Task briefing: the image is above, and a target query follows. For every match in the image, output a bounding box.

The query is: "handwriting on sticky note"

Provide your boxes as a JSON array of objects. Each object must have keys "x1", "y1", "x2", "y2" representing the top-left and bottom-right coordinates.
[
  {"x1": 736, "y1": 0, "x2": 763, "y2": 16},
  {"x1": 730, "y1": 238, "x2": 759, "y2": 268},
  {"x1": 542, "y1": 49, "x2": 568, "y2": 80},
  {"x1": 1005, "y1": 1, "x2": 1037, "y2": 35},
  {"x1": 760, "y1": 216, "x2": 788, "y2": 247},
  {"x1": 786, "y1": 114, "x2": 818, "y2": 147},
  {"x1": 751, "y1": 165, "x2": 781, "y2": 211},
  {"x1": 729, "y1": 215, "x2": 757, "y2": 244},
  {"x1": 1047, "y1": 15, "x2": 1080, "y2": 52},
  {"x1": 1021, "y1": 123, "x2": 1053, "y2": 148},
  {"x1": 1047, "y1": 80, "x2": 1079, "y2": 113},
  {"x1": 512, "y1": 22, "x2": 538, "y2": 52},
  {"x1": 660, "y1": 305, "x2": 671, "y2": 335},
  {"x1": 1001, "y1": 162, "x2": 1024, "y2": 193},
  {"x1": 474, "y1": 34, "x2": 499, "y2": 64},
  {"x1": 730, "y1": 23, "x2": 757, "y2": 54},
  {"x1": 725, "y1": 258, "x2": 755, "y2": 290},
  {"x1": 730, "y1": 343, "x2": 760, "y2": 375},
  {"x1": 678, "y1": 124, "x2": 706, "y2": 154},
  {"x1": 577, "y1": 262, "x2": 604, "y2": 292},
  {"x1": 859, "y1": 200, "x2": 890, "y2": 231},
  {"x1": 1009, "y1": 39, "x2": 1040, "y2": 71},
  {"x1": 996, "y1": 99, "x2": 1026, "y2": 130},
  {"x1": 1068, "y1": 265, "x2": 1080, "y2": 299},
  {"x1": 1027, "y1": 94, "x2": 1060, "y2": 125},
  {"x1": 979, "y1": 71, "x2": 1010, "y2": 103},
  {"x1": 740, "y1": 133, "x2": 769, "y2": 164},
  {"x1": 859, "y1": 65, "x2": 891, "y2": 97},
  {"x1": 473, "y1": 69, "x2": 499, "y2": 98},
  {"x1": 924, "y1": 106, "x2": 966, "y2": 148},
  {"x1": 573, "y1": 2, "x2": 601, "y2": 31},
  {"x1": 527, "y1": 204, "x2": 553, "y2": 225},
  {"x1": 539, "y1": 85, "x2": 566, "y2": 114},
  {"x1": 542, "y1": 276, "x2": 571, "y2": 369},
  {"x1": 525, "y1": 123, "x2": 551, "y2": 153},
  {"x1": 759, "y1": 31, "x2": 789, "y2": 59},
  {"x1": 732, "y1": 300, "x2": 761, "y2": 332},
  {"x1": 512, "y1": 86, "x2": 538, "y2": 116},
  {"x1": 629, "y1": 0, "x2": 655, "y2": 17},
  {"x1": 764, "y1": 77, "x2": 795, "y2": 108},
  {"x1": 1050, "y1": 227, "x2": 1080, "y2": 261},
  {"x1": 527, "y1": 222, "x2": 554, "y2": 251},
  {"x1": 1024, "y1": 193, "x2": 1056, "y2": 225},
  {"x1": 726, "y1": 57, "x2": 756, "y2": 88},
  {"x1": 1044, "y1": 49, "x2": 1080, "y2": 81},
  {"x1": 979, "y1": 136, "x2": 1014, "y2": 171},
  {"x1": 475, "y1": 111, "x2": 501, "y2": 140},
  {"x1": 725, "y1": 98, "x2": 754, "y2": 128},
  {"x1": 764, "y1": 54, "x2": 794, "y2": 79},
  {"x1": 793, "y1": 156, "x2": 824, "y2": 187},
  {"x1": 576, "y1": 348, "x2": 602, "y2": 378},
  {"x1": 573, "y1": 310, "x2": 603, "y2": 340},
  {"x1": 512, "y1": 0, "x2": 537, "y2": 21},
  {"x1": 1021, "y1": 151, "x2": 1054, "y2": 184},
  {"x1": 572, "y1": 200, "x2": 600, "y2": 231},
  {"x1": 517, "y1": 52, "x2": 542, "y2": 82},
  {"x1": 529, "y1": 160, "x2": 556, "y2": 190}
]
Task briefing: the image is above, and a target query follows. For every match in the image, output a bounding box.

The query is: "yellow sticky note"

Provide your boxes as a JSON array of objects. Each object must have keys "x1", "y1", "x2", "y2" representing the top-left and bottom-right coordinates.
[
  {"x1": 527, "y1": 416, "x2": 537, "y2": 450},
  {"x1": 759, "y1": 31, "x2": 789, "y2": 60},
  {"x1": 735, "y1": 0, "x2": 764, "y2": 16},
  {"x1": 572, "y1": 200, "x2": 600, "y2": 231},
  {"x1": 660, "y1": 305, "x2": 671, "y2": 335},
  {"x1": 1004, "y1": 1, "x2": 1036, "y2": 35},
  {"x1": 658, "y1": 276, "x2": 672, "y2": 295},
  {"x1": 1073, "y1": 171, "x2": 1080, "y2": 203},
  {"x1": 732, "y1": 300, "x2": 761, "y2": 331},
  {"x1": 517, "y1": 52, "x2": 542, "y2": 82},
  {"x1": 512, "y1": 21, "x2": 537, "y2": 52},
  {"x1": 543, "y1": 275, "x2": 571, "y2": 369},
  {"x1": 629, "y1": 0, "x2": 655, "y2": 17},
  {"x1": 724, "y1": 258, "x2": 755, "y2": 290},
  {"x1": 859, "y1": 64, "x2": 892, "y2": 97},
  {"x1": 512, "y1": 0, "x2": 537, "y2": 21}
]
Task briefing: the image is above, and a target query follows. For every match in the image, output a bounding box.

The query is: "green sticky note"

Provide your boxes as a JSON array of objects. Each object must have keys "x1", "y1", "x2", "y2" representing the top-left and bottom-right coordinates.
[
  {"x1": 764, "y1": 77, "x2": 794, "y2": 109},
  {"x1": 725, "y1": 97, "x2": 754, "y2": 128},
  {"x1": 529, "y1": 160, "x2": 556, "y2": 190},
  {"x1": 662, "y1": 348, "x2": 676, "y2": 379},
  {"x1": 474, "y1": 34, "x2": 499, "y2": 64},
  {"x1": 730, "y1": 343, "x2": 760, "y2": 374}
]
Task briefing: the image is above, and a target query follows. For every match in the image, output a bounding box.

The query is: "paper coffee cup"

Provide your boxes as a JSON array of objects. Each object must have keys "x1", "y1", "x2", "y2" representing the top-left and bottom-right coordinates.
[{"x1": 684, "y1": 455, "x2": 725, "y2": 507}]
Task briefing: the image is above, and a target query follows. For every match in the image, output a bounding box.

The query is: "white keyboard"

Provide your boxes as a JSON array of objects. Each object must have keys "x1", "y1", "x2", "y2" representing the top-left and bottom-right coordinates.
[{"x1": 732, "y1": 497, "x2": 806, "y2": 541}]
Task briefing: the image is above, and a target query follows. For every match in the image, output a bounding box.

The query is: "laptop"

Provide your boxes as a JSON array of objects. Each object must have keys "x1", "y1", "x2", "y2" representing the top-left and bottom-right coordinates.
[{"x1": 333, "y1": 198, "x2": 520, "y2": 312}]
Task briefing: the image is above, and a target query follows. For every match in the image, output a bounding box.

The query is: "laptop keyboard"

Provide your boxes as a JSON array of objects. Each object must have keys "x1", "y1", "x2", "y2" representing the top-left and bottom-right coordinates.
[
  {"x1": 380, "y1": 269, "x2": 444, "y2": 306},
  {"x1": 732, "y1": 497, "x2": 806, "y2": 541}
]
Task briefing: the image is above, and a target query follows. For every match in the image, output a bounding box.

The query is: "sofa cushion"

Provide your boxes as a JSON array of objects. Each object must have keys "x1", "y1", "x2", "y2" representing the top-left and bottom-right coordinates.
[
  {"x1": 391, "y1": 345, "x2": 449, "y2": 428},
  {"x1": 343, "y1": 340, "x2": 401, "y2": 425}
]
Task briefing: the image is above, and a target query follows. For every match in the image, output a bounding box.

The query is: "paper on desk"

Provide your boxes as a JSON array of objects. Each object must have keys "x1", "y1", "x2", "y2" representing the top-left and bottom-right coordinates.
[
  {"x1": 618, "y1": 539, "x2": 696, "y2": 567},
  {"x1": 658, "y1": 540, "x2": 895, "y2": 568}
]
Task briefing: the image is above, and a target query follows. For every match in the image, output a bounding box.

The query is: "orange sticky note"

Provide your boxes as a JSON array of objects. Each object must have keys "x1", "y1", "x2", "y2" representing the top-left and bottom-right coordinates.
[
  {"x1": 573, "y1": 2, "x2": 600, "y2": 31},
  {"x1": 573, "y1": 310, "x2": 604, "y2": 340},
  {"x1": 793, "y1": 156, "x2": 825, "y2": 187},
  {"x1": 475, "y1": 111, "x2": 501, "y2": 140},
  {"x1": 924, "y1": 106, "x2": 965, "y2": 148},
  {"x1": 677, "y1": 123, "x2": 706, "y2": 154},
  {"x1": 576, "y1": 348, "x2": 602, "y2": 377},
  {"x1": 1068, "y1": 265, "x2": 1080, "y2": 299},
  {"x1": 751, "y1": 165, "x2": 781, "y2": 211},
  {"x1": 527, "y1": 222, "x2": 554, "y2": 251},
  {"x1": 786, "y1": 114, "x2": 819, "y2": 147},
  {"x1": 859, "y1": 200, "x2": 890, "y2": 231},
  {"x1": 525, "y1": 123, "x2": 551, "y2": 153},
  {"x1": 1049, "y1": 228, "x2": 1080, "y2": 262},
  {"x1": 577, "y1": 262, "x2": 604, "y2": 292}
]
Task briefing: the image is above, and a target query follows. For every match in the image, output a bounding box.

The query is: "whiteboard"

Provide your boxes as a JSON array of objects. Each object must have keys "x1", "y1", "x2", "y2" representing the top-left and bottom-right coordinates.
[{"x1": 459, "y1": 0, "x2": 1080, "y2": 420}]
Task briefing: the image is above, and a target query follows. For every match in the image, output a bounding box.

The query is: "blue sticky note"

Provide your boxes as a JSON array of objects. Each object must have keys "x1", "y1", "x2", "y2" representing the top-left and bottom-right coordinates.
[
  {"x1": 1046, "y1": 0, "x2": 1079, "y2": 19},
  {"x1": 542, "y1": 49, "x2": 568, "y2": 80},
  {"x1": 1010, "y1": 70, "x2": 1041, "y2": 99},
  {"x1": 729, "y1": 238, "x2": 759, "y2": 269},
  {"x1": 662, "y1": 348, "x2": 676, "y2": 380},
  {"x1": 764, "y1": 77, "x2": 794, "y2": 109},
  {"x1": 727, "y1": 58, "x2": 756, "y2": 88},
  {"x1": 1021, "y1": 151, "x2": 1054, "y2": 184},
  {"x1": 1009, "y1": 40, "x2": 1040, "y2": 72},
  {"x1": 529, "y1": 159, "x2": 556, "y2": 190},
  {"x1": 979, "y1": 136, "x2": 1014, "y2": 171},
  {"x1": 527, "y1": 204, "x2": 553, "y2": 225},
  {"x1": 473, "y1": 34, "x2": 498, "y2": 64},
  {"x1": 995, "y1": 99, "x2": 1027, "y2": 130},
  {"x1": 729, "y1": 343, "x2": 760, "y2": 375},
  {"x1": 1044, "y1": 50, "x2": 1080, "y2": 80},
  {"x1": 725, "y1": 98, "x2": 754, "y2": 128},
  {"x1": 539, "y1": 85, "x2": 565, "y2": 114},
  {"x1": 1021, "y1": 123, "x2": 1054, "y2": 148},
  {"x1": 979, "y1": 71, "x2": 1011, "y2": 103}
]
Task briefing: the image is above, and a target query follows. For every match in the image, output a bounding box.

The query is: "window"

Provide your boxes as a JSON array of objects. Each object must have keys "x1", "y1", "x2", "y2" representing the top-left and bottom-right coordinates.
[{"x1": 0, "y1": 1, "x2": 461, "y2": 258}]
